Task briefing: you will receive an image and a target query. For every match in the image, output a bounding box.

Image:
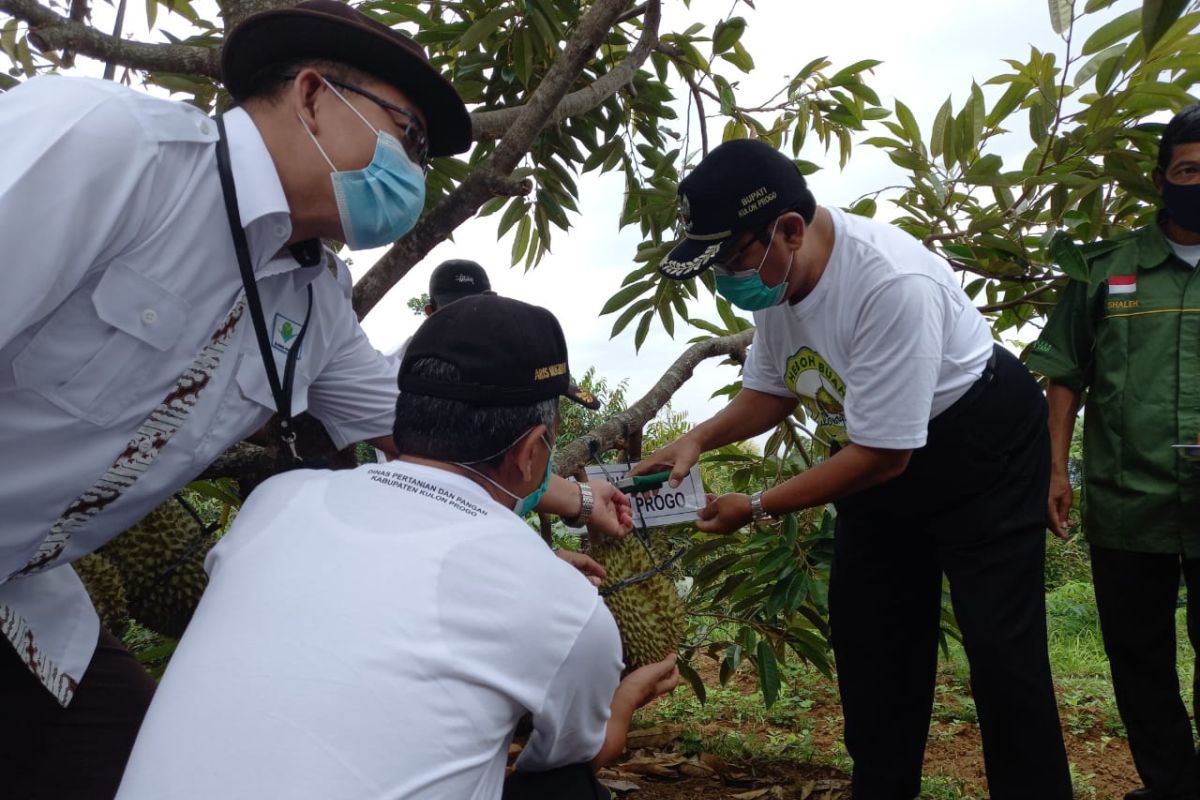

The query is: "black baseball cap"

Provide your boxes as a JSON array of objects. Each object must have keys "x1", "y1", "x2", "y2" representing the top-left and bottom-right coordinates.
[
  {"x1": 428, "y1": 259, "x2": 494, "y2": 308},
  {"x1": 659, "y1": 139, "x2": 816, "y2": 280},
  {"x1": 398, "y1": 295, "x2": 600, "y2": 409}
]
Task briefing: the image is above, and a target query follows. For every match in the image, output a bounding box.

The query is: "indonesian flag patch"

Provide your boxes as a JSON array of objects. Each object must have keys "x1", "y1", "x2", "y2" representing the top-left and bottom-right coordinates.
[{"x1": 1107, "y1": 275, "x2": 1137, "y2": 295}]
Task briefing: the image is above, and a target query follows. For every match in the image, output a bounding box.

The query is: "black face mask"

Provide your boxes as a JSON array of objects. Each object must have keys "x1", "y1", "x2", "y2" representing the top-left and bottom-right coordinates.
[{"x1": 1162, "y1": 177, "x2": 1200, "y2": 234}]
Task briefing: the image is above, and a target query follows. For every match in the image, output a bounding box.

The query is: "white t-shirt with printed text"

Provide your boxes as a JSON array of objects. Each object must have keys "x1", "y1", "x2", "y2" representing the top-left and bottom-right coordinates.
[
  {"x1": 742, "y1": 207, "x2": 993, "y2": 449},
  {"x1": 117, "y1": 461, "x2": 622, "y2": 800}
]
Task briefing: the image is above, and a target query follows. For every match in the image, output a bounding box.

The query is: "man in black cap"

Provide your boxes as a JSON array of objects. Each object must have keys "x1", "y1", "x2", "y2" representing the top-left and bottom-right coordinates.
[
  {"x1": 424, "y1": 258, "x2": 496, "y2": 316},
  {"x1": 116, "y1": 295, "x2": 680, "y2": 800},
  {"x1": 632, "y1": 139, "x2": 1071, "y2": 799},
  {"x1": 0, "y1": 3, "x2": 627, "y2": 796}
]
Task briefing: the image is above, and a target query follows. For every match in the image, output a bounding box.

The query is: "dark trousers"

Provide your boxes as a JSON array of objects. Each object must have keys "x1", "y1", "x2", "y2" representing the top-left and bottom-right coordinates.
[
  {"x1": 503, "y1": 763, "x2": 609, "y2": 799},
  {"x1": 1091, "y1": 545, "x2": 1200, "y2": 800},
  {"x1": 0, "y1": 626, "x2": 157, "y2": 800},
  {"x1": 829, "y1": 347, "x2": 1072, "y2": 800}
]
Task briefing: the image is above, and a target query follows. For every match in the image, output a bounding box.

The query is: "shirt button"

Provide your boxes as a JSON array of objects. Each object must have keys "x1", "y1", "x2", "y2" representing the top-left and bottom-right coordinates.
[
  {"x1": 274, "y1": 224, "x2": 288, "y2": 238},
  {"x1": 142, "y1": 309, "x2": 158, "y2": 325},
  {"x1": 138, "y1": 439, "x2": 153, "y2": 454},
  {"x1": 198, "y1": 120, "x2": 211, "y2": 135}
]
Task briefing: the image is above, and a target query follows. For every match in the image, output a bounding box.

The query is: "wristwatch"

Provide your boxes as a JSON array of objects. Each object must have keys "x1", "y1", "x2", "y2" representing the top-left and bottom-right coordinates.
[
  {"x1": 563, "y1": 482, "x2": 594, "y2": 528},
  {"x1": 749, "y1": 490, "x2": 774, "y2": 522}
]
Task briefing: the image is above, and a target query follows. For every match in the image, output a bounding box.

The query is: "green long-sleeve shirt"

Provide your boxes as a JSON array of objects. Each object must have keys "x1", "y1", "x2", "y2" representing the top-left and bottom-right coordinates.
[{"x1": 1028, "y1": 224, "x2": 1200, "y2": 554}]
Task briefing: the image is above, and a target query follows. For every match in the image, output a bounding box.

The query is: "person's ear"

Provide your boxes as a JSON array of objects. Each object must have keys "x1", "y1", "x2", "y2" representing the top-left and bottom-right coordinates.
[
  {"x1": 423, "y1": 304, "x2": 435, "y2": 317},
  {"x1": 1153, "y1": 167, "x2": 1165, "y2": 196},
  {"x1": 510, "y1": 424, "x2": 548, "y2": 483},
  {"x1": 292, "y1": 68, "x2": 326, "y2": 133},
  {"x1": 778, "y1": 211, "x2": 807, "y2": 249}
]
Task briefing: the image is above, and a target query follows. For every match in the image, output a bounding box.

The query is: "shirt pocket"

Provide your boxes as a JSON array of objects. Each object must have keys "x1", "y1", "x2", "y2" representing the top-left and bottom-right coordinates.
[{"x1": 12, "y1": 262, "x2": 188, "y2": 426}]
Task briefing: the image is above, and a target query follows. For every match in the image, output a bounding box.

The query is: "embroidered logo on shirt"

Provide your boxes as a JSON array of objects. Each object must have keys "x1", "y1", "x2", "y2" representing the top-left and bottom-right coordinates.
[
  {"x1": 1107, "y1": 275, "x2": 1137, "y2": 295},
  {"x1": 784, "y1": 346, "x2": 848, "y2": 446},
  {"x1": 272, "y1": 313, "x2": 303, "y2": 359}
]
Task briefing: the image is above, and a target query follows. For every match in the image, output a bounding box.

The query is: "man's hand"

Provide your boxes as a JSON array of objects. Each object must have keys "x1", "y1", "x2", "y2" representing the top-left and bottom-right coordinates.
[
  {"x1": 629, "y1": 436, "x2": 703, "y2": 488},
  {"x1": 695, "y1": 492, "x2": 753, "y2": 535},
  {"x1": 554, "y1": 549, "x2": 606, "y2": 587},
  {"x1": 1048, "y1": 469, "x2": 1072, "y2": 540},
  {"x1": 594, "y1": 653, "x2": 682, "y2": 769},
  {"x1": 613, "y1": 653, "x2": 682, "y2": 712},
  {"x1": 585, "y1": 480, "x2": 632, "y2": 539}
]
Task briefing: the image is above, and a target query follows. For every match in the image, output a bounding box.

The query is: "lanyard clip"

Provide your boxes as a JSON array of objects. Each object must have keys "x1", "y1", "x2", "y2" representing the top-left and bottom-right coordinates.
[{"x1": 280, "y1": 429, "x2": 302, "y2": 464}]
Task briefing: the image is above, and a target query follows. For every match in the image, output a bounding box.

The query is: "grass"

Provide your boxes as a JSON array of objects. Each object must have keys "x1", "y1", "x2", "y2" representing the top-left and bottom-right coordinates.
[{"x1": 640, "y1": 563, "x2": 1198, "y2": 799}]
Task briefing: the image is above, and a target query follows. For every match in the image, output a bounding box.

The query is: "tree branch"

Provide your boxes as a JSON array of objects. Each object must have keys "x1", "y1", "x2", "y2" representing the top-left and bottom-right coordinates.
[
  {"x1": 471, "y1": 0, "x2": 659, "y2": 141},
  {"x1": 2, "y1": 0, "x2": 219, "y2": 76},
  {"x1": 354, "y1": 0, "x2": 660, "y2": 318},
  {"x1": 553, "y1": 329, "x2": 754, "y2": 476},
  {"x1": 976, "y1": 282, "x2": 1055, "y2": 312}
]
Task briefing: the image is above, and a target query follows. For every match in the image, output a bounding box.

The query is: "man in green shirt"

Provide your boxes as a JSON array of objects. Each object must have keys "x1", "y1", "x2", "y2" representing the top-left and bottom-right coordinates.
[{"x1": 1029, "y1": 103, "x2": 1200, "y2": 800}]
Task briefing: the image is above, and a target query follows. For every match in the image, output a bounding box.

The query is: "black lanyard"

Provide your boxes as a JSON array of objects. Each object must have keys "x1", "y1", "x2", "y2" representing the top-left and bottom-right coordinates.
[{"x1": 215, "y1": 113, "x2": 313, "y2": 464}]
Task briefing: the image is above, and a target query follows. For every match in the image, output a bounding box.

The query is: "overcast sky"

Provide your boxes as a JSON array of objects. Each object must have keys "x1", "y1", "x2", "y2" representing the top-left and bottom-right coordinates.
[{"x1": 24, "y1": 0, "x2": 1141, "y2": 427}]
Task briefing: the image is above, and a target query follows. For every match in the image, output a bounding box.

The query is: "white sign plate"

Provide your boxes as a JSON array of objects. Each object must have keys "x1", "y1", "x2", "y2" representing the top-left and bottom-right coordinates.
[{"x1": 568, "y1": 463, "x2": 707, "y2": 530}]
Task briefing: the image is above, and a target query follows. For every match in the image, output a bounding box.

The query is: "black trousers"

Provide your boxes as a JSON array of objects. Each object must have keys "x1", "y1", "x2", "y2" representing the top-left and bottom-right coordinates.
[
  {"x1": 1091, "y1": 545, "x2": 1200, "y2": 800},
  {"x1": 503, "y1": 763, "x2": 609, "y2": 799},
  {"x1": 0, "y1": 626, "x2": 157, "y2": 800},
  {"x1": 829, "y1": 347, "x2": 1072, "y2": 800}
]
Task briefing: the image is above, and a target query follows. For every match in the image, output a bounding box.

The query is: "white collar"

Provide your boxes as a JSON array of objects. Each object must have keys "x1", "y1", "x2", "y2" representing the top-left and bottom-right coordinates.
[{"x1": 222, "y1": 107, "x2": 291, "y2": 229}]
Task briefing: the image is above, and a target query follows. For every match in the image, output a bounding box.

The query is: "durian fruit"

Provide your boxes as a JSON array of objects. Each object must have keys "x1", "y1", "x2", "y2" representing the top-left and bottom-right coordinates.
[
  {"x1": 590, "y1": 533, "x2": 685, "y2": 670},
  {"x1": 73, "y1": 552, "x2": 129, "y2": 635},
  {"x1": 101, "y1": 500, "x2": 214, "y2": 639}
]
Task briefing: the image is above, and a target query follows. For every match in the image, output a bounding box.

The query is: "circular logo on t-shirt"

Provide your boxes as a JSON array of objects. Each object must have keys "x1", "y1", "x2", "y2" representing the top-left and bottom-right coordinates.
[{"x1": 784, "y1": 346, "x2": 848, "y2": 446}]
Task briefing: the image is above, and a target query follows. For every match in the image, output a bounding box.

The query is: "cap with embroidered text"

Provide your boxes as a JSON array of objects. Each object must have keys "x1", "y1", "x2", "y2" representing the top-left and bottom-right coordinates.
[
  {"x1": 398, "y1": 295, "x2": 599, "y2": 409},
  {"x1": 428, "y1": 259, "x2": 494, "y2": 308},
  {"x1": 659, "y1": 139, "x2": 815, "y2": 280}
]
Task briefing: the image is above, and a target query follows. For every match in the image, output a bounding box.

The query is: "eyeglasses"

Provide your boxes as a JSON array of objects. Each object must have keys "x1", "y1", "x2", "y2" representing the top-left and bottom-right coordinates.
[
  {"x1": 713, "y1": 228, "x2": 772, "y2": 276},
  {"x1": 283, "y1": 73, "x2": 430, "y2": 170}
]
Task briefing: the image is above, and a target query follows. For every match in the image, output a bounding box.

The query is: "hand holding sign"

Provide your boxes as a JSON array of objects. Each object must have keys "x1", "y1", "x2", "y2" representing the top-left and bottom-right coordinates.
[
  {"x1": 567, "y1": 464, "x2": 708, "y2": 530},
  {"x1": 628, "y1": 436, "x2": 703, "y2": 489}
]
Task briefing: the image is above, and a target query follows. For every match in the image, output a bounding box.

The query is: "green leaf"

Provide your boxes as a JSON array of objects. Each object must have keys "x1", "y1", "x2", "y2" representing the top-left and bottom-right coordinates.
[
  {"x1": 496, "y1": 199, "x2": 527, "y2": 240},
  {"x1": 677, "y1": 659, "x2": 706, "y2": 704},
  {"x1": 1142, "y1": 0, "x2": 1189, "y2": 52},
  {"x1": 1048, "y1": 231, "x2": 1090, "y2": 281},
  {"x1": 756, "y1": 641, "x2": 781, "y2": 707},
  {"x1": 633, "y1": 310, "x2": 654, "y2": 352},
  {"x1": 711, "y1": 16, "x2": 746, "y2": 54},
  {"x1": 894, "y1": 100, "x2": 921, "y2": 144},
  {"x1": 1047, "y1": 0, "x2": 1073, "y2": 34},
  {"x1": 930, "y1": 97, "x2": 952, "y2": 159},
  {"x1": 1072, "y1": 43, "x2": 1125, "y2": 87},
  {"x1": 511, "y1": 217, "x2": 532, "y2": 265},
  {"x1": 458, "y1": 7, "x2": 513, "y2": 50},
  {"x1": 184, "y1": 479, "x2": 241, "y2": 508},
  {"x1": 1081, "y1": 8, "x2": 1139, "y2": 55},
  {"x1": 600, "y1": 279, "x2": 655, "y2": 316}
]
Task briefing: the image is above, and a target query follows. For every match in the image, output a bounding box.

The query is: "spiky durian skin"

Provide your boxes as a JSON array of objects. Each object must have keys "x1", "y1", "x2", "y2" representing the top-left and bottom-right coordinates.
[
  {"x1": 73, "y1": 552, "x2": 129, "y2": 634},
  {"x1": 102, "y1": 501, "x2": 213, "y2": 639},
  {"x1": 591, "y1": 535, "x2": 685, "y2": 670}
]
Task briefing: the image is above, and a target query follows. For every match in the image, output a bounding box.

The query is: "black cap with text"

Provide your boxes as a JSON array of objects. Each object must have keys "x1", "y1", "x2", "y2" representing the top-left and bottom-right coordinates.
[
  {"x1": 428, "y1": 259, "x2": 494, "y2": 309},
  {"x1": 398, "y1": 295, "x2": 599, "y2": 409},
  {"x1": 659, "y1": 139, "x2": 815, "y2": 280}
]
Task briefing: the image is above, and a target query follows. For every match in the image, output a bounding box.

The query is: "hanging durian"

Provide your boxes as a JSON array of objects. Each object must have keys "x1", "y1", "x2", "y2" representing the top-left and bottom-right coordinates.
[
  {"x1": 101, "y1": 499, "x2": 214, "y2": 639},
  {"x1": 590, "y1": 533, "x2": 685, "y2": 670}
]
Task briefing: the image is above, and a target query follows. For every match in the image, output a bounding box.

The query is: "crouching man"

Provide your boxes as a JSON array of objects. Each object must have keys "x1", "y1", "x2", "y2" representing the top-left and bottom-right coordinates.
[{"x1": 116, "y1": 295, "x2": 681, "y2": 800}]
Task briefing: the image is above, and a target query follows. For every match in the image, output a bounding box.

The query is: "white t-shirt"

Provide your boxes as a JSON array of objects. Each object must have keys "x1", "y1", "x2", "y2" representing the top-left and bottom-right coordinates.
[
  {"x1": 117, "y1": 461, "x2": 622, "y2": 800},
  {"x1": 1168, "y1": 238, "x2": 1200, "y2": 267},
  {"x1": 742, "y1": 207, "x2": 992, "y2": 449}
]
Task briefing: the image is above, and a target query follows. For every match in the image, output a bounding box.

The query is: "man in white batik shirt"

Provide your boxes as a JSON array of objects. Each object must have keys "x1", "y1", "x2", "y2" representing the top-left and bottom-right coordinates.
[{"x1": 0, "y1": 4, "x2": 628, "y2": 797}]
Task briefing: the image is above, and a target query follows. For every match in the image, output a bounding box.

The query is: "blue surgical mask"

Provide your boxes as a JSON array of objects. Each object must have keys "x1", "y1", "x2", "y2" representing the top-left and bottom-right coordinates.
[
  {"x1": 299, "y1": 80, "x2": 426, "y2": 250},
  {"x1": 714, "y1": 218, "x2": 789, "y2": 311},
  {"x1": 455, "y1": 431, "x2": 554, "y2": 517}
]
